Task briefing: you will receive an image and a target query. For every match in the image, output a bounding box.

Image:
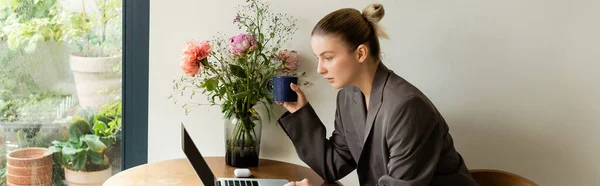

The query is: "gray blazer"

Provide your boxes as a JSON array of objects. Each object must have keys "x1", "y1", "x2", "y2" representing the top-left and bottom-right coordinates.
[{"x1": 278, "y1": 63, "x2": 479, "y2": 186}]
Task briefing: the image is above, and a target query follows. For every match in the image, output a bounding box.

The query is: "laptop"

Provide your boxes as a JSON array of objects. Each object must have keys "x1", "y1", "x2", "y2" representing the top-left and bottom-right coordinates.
[{"x1": 181, "y1": 124, "x2": 290, "y2": 186}]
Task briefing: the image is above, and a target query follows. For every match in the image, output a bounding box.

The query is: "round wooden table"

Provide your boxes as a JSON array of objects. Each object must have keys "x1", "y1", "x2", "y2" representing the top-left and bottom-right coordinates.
[{"x1": 103, "y1": 157, "x2": 342, "y2": 186}]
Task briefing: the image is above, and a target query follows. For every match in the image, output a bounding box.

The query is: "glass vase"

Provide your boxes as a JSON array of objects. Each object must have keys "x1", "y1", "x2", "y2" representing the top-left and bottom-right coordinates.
[{"x1": 224, "y1": 113, "x2": 262, "y2": 167}]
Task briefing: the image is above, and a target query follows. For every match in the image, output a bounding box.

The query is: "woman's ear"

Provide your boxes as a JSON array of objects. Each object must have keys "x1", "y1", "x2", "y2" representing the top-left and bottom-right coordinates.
[{"x1": 356, "y1": 44, "x2": 369, "y2": 63}]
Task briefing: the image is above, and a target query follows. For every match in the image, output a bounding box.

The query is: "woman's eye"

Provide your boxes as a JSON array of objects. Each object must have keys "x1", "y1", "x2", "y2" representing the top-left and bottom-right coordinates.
[{"x1": 325, "y1": 57, "x2": 333, "y2": 60}]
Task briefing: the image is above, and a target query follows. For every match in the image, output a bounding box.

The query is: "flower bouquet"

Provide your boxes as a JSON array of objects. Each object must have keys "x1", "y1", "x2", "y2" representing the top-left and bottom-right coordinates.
[{"x1": 171, "y1": 0, "x2": 307, "y2": 167}]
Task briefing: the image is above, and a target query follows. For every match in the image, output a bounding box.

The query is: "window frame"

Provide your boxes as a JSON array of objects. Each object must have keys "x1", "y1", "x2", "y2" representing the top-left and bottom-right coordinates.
[{"x1": 122, "y1": 0, "x2": 149, "y2": 170}]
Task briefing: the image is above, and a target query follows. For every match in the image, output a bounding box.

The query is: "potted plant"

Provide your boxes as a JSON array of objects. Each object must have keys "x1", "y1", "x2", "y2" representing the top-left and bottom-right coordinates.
[
  {"x1": 46, "y1": 101, "x2": 121, "y2": 186},
  {"x1": 60, "y1": 0, "x2": 123, "y2": 109},
  {"x1": 5, "y1": 147, "x2": 53, "y2": 185},
  {"x1": 170, "y1": 0, "x2": 307, "y2": 167}
]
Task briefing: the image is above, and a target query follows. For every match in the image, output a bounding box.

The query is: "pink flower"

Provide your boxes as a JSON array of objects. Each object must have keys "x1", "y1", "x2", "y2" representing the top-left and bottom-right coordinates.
[
  {"x1": 278, "y1": 50, "x2": 299, "y2": 72},
  {"x1": 180, "y1": 40, "x2": 212, "y2": 77},
  {"x1": 228, "y1": 33, "x2": 257, "y2": 56}
]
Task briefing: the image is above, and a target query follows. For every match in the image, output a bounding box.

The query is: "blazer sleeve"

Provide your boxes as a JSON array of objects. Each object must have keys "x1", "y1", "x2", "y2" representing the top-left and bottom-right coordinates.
[
  {"x1": 377, "y1": 96, "x2": 444, "y2": 186},
  {"x1": 277, "y1": 93, "x2": 357, "y2": 183}
]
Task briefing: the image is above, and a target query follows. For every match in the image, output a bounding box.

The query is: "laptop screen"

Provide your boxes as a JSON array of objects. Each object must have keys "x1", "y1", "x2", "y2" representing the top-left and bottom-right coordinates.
[{"x1": 181, "y1": 123, "x2": 217, "y2": 186}]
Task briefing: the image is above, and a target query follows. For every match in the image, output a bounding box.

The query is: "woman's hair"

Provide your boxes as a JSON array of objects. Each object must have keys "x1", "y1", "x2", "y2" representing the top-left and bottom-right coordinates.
[{"x1": 312, "y1": 3, "x2": 389, "y2": 61}]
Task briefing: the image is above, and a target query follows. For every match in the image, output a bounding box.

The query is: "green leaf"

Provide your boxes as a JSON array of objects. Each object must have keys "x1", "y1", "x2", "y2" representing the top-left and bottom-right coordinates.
[
  {"x1": 100, "y1": 137, "x2": 113, "y2": 148},
  {"x1": 88, "y1": 150, "x2": 105, "y2": 165},
  {"x1": 115, "y1": 118, "x2": 122, "y2": 128},
  {"x1": 257, "y1": 42, "x2": 263, "y2": 51},
  {"x1": 62, "y1": 146, "x2": 83, "y2": 157},
  {"x1": 69, "y1": 119, "x2": 90, "y2": 143},
  {"x1": 77, "y1": 107, "x2": 97, "y2": 123},
  {"x1": 220, "y1": 103, "x2": 229, "y2": 113},
  {"x1": 107, "y1": 119, "x2": 119, "y2": 131},
  {"x1": 204, "y1": 78, "x2": 218, "y2": 92},
  {"x1": 95, "y1": 115, "x2": 111, "y2": 126},
  {"x1": 232, "y1": 91, "x2": 249, "y2": 99},
  {"x1": 77, "y1": 138, "x2": 84, "y2": 148},
  {"x1": 81, "y1": 135, "x2": 106, "y2": 152},
  {"x1": 71, "y1": 152, "x2": 87, "y2": 171},
  {"x1": 51, "y1": 141, "x2": 69, "y2": 146},
  {"x1": 45, "y1": 146, "x2": 61, "y2": 156},
  {"x1": 54, "y1": 153, "x2": 68, "y2": 169},
  {"x1": 93, "y1": 121, "x2": 107, "y2": 135},
  {"x1": 230, "y1": 64, "x2": 247, "y2": 78}
]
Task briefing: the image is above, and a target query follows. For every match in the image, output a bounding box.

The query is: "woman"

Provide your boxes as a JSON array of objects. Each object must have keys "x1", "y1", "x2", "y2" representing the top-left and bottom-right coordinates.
[{"x1": 278, "y1": 3, "x2": 479, "y2": 186}]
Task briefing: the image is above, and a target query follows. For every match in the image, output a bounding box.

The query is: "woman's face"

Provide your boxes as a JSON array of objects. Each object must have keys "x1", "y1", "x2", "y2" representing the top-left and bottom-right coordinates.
[{"x1": 311, "y1": 34, "x2": 360, "y2": 89}]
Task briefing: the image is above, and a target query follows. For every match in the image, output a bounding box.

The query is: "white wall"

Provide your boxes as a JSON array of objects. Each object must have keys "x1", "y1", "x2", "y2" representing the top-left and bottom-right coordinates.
[{"x1": 149, "y1": 0, "x2": 600, "y2": 185}]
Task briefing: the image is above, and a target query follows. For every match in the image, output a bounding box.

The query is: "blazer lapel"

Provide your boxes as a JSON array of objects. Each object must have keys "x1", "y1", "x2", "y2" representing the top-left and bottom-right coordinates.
[
  {"x1": 360, "y1": 63, "x2": 389, "y2": 155},
  {"x1": 363, "y1": 103, "x2": 382, "y2": 145},
  {"x1": 351, "y1": 90, "x2": 367, "y2": 143}
]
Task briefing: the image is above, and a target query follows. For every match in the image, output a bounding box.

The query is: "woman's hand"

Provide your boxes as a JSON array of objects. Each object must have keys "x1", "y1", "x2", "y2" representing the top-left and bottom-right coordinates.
[
  {"x1": 277, "y1": 83, "x2": 307, "y2": 113},
  {"x1": 284, "y1": 178, "x2": 313, "y2": 186}
]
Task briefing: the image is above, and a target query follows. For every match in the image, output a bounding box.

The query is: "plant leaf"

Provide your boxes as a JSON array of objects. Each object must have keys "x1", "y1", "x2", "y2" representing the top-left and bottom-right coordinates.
[
  {"x1": 107, "y1": 120, "x2": 118, "y2": 132},
  {"x1": 45, "y1": 146, "x2": 62, "y2": 156},
  {"x1": 53, "y1": 153, "x2": 68, "y2": 169},
  {"x1": 77, "y1": 107, "x2": 96, "y2": 123},
  {"x1": 69, "y1": 119, "x2": 91, "y2": 143},
  {"x1": 88, "y1": 150, "x2": 105, "y2": 165},
  {"x1": 93, "y1": 120, "x2": 107, "y2": 135},
  {"x1": 232, "y1": 91, "x2": 249, "y2": 99},
  {"x1": 94, "y1": 115, "x2": 111, "y2": 126},
  {"x1": 230, "y1": 64, "x2": 247, "y2": 78},
  {"x1": 81, "y1": 135, "x2": 106, "y2": 152},
  {"x1": 100, "y1": 137, "x2": 114, "y2": 148},
  {"x1": 62, "y1": 146, "x2": 83, "y2": 157},
  {"x1": 204, "y1": 78, "x2": 218, "y2": 92},
  {"x1": 71, "y1": 152, "x2": 87, "y2": 171}
]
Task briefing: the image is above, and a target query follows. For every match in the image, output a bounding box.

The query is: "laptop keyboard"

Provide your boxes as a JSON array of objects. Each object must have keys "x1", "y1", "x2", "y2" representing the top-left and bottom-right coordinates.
[{"x1": 218, "y1": 180, "x2": 259, "y2": 186}]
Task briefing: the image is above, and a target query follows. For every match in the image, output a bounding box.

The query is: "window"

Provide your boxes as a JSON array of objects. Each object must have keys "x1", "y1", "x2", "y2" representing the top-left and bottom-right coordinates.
[{"x1": 0, "y1": 0, "x2": 148, "y2": 185}]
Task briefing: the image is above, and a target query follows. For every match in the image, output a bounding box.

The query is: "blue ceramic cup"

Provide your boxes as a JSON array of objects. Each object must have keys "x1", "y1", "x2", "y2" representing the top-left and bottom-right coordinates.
[{"x1": 267, "y1": 76, "x2": 298, "y2": 102}]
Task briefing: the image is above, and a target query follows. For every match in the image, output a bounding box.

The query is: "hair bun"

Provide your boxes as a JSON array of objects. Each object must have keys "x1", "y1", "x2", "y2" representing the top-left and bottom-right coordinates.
[{"x1": 362, "y1": 3, "x2": 385, "y2": 23}]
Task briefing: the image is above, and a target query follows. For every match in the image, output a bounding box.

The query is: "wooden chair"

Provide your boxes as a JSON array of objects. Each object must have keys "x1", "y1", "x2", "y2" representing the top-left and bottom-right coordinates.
[{"x1": 470, "y1": 169, "x2": 538, "y2": 186}]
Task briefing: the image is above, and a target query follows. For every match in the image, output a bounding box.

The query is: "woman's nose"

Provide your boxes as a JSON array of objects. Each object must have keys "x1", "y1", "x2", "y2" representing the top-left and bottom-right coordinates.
[{"x1": 317, "y1": 61, "x2": 327, "y2": 74}]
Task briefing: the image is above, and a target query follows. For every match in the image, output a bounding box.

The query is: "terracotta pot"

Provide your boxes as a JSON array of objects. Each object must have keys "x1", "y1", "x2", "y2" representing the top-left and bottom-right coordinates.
[
  {"x1": 6, "y1": 182, "x2": 52, "y2": 186},
  {"x1": 6, "y1": 148, "x2": 53, "y2": 186},
  {"x1": 7, "y1": 164, "x2": 52, "y2": 177},
  {"x1": 70, "y1": 52, "x2": 122, "y2": 109},
  {"x1": 5, "y1": 173, "x2": 52, "y2": 185},
  {"x1": 64, "y1": 165, "x2": 112, "y2": 186}
]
